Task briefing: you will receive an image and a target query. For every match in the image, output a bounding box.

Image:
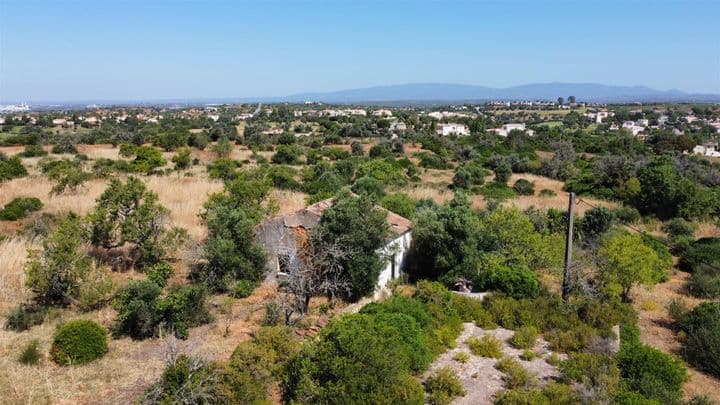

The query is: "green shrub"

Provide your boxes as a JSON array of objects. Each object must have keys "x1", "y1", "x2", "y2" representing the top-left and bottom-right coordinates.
[
  {"x1": 545, "y1": 353, "x2": 561, "y2": 366},
  {"x1": 520, "y1": 349, "x2": 537, "y2": 361},
  {"x1": 231, "y1": 279, "x2": 257, "y2": 298},
  {"x1": 544, "y1": 323, "x2": 595, "y2": 352},
  {"x1": 283, "y1": 312, "x2": 429, "y2": 404},
  {"x1": 454, "y1": 351, "x2": 470, "y2": 363},
  {"x1": 18, "y1": 339, "x2": 42, "y2": 365},
  {"x1": 449, "y1": 294, "x2": 496, "y2": 328},
  {"x1": 271, "y1": 144, "x2": 301, "y2": 164},
  {"x1": 661, "y1": 218, "x2": 697, "y2": 238},
  {"x1": 496, "y1": 356, "x2": 534, "y2": 389},
  {"x1": 686, "y1": 265, "x2": 720, "y2": 298},
  {"x1": 0, "y1": 155, "x2": 27, "y2": 182},
  {"x1": 267, "y1": 165, "x2": 300, "y2": 190},
  {"x1": 18, "y1": 144, "x2": 48, "y2": 157},
  {"x1": 4, "y1": 304, "x2": 47, "y2": 331},
  {"x1": 560, "y1": 353, "x2": 620, "y2": 399},
  {"x1": 509, "y1": 326, "x2": 538, "y2": 349},
  {"x1": 112, "y1": 280, "x2": 163, "y2": 339},
  {"x1": 513, "y1": 179, "x2": 535, "y2": 195},
  {"x1": 380, "y1": 192, "x2": 416, "y2": 220},
  {"x1": 351, "y1": 175, "x2": 385, "y2": 198},
  {"x1": 582, "y1": 207, "x2": 614, "y2": 240},
  {"x1": 618, "y1": 339, "x2": 688, "y2": 403},
  {"x1": 466, "y1": 335, "x2": 503, "y2": 358},
  {"x1": 25, "y1": 213, "x2": 90, "y2": 305},
  {"x1": 481, "y1": 265, "x2": 539, "y2": 299},
  {"x1": 494, "y1": 382, "x2": 578, "y2": 405},
  {"x1": 494, "y1": 162, "x2": 512, "y2": 184},
  {"x1": 539, "y1": 189, "x2": 557, "y2": 197},
  {"x1": 613, "y1": 391, "x2": 661, "y2": 405},
  {"x1": 667, "y1": 298, "x2": 689, "y2": 322},
  {"x1": 51, "y1": 320, "x2": 108, "y2": 365},
  {"x1": 263, "y1": 301, "x2": 284, "y2": 326},
  {"x1": 417, "y1": 151, "x2": 452, "y2": 170},
  {"x1": 0, "y1": 197, "x2": 43, "y2": 220},
  {"x1": 77, "y1": 266, "x2": 115, "y2": 311},
  {"x1": 424, "y1": 366, "x2": 466, "y2": 405},
  {"x1": 479, "y1": 182, "x2": 517, "y2": 200},
  {"x1": 145, "y1": 262, "x2": 174, "y2": 288},
  {"x1": 156, "y1": 285, "x2": 213, "y2": 339},
  {"x1": 677, "y1": 302, "x2": 720, "y2": 378},
  {"x1": 206, "y1": 157, "x2": 240, "y2": 180},
  {"x1": 679, "y1": 238, "x2": 720, "y2": 273},
  {"x1": 614, "y1": 206, "x2": 641, "y2": 224}
]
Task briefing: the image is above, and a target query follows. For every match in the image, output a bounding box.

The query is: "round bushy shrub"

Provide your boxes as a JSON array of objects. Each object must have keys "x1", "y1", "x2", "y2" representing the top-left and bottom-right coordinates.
[
  {"x1": 424, "y1": 366, "x2": 466, "y2": 405},
  {"x1": 613, "y1": 206, "x2": 641, "y2": 224},
  {"x1": 509, "y1": 326, "x2": 538, "y2": 349},
  {"x1": 512, "y1": 179, "x2": 535, "y2": 195},
  {"x1": 582, "y1": 207, "x2": 614, "y2": 240},
  {"x1": 483, "y1": 265, "x2": 539, "y2": 299},
  {"x1": 51, "y1": 320, "x2": 108, "y2": 365}
]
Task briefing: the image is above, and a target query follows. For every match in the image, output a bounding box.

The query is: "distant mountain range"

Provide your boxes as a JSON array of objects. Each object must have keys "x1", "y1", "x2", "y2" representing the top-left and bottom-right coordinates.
[
  {"x1": 15, "y1": 82, "x2": 720, "y2": 109},
  {"x1": 284, "y1": 83, "x2": 720, "y2": 104}
]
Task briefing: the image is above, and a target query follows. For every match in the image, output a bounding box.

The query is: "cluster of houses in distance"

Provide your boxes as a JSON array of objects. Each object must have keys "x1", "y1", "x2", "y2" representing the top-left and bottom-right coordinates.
[{"x1": 2, "y1": 100, "x2": 719, "y2": 158}]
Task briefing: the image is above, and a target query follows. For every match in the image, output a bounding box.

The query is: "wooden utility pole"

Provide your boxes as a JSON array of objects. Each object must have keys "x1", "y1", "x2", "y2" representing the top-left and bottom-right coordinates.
[{"x1": 562, "y1": 192, "x2": 575, "y2": 301}]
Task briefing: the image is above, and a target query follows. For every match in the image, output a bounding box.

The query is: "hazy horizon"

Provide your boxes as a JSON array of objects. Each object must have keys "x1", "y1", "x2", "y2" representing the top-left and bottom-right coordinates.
[{"x1": 2, "y1": 0, "x2": 719, "y2": 102}]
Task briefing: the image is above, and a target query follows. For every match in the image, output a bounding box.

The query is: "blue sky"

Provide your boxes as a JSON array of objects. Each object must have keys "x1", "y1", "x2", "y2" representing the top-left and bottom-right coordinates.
[{"x1": 1, "y1": 0, "x2": 719, "y2": 102}]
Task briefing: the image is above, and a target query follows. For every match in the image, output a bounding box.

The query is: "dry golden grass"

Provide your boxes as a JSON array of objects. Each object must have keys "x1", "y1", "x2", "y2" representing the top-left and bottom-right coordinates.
[
  {"x1": 143, "y1": 175, "x2": 223, "y2": 240},
  {"x1": 269, "y1": 189, "x2": 309, "y2": 215},
  {"x1": 0, "y1": 176, "x2": 109, "y2": 217},
  {"x1": 76, "y1": 144, "x2": 120, "y2": 160},
  {"x1": 503, "y1": 173, "x2": 617, "y2": 214},
  {"x1": 696, "y1": 222, "x2": 720, "y2": 238},
  {"x1": 0, "y1": 267, "x2": 282, "y2": 404},
  {"x1": 0, "y1": 238, "x2": 34, "y2": 315},
  {"x1": 403, "y1": 185, "x2": 453, "y2": 204}
]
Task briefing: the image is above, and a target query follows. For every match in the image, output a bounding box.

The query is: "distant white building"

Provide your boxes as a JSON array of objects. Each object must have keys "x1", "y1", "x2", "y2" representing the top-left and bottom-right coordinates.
[
  {"x1": 491, "y1": 123, "x2": 533, "y2": 137},
  {"x1": 622, "y1": 121, "x2": 645, "y2": 136},
  {"x1": 693, "y1": 142, "x2": 720, "y2": 158},
  {"x1": 585, "y1": 110, "x2": 611, "y2": 123},
  {"x1": 52, "y1": 118, "x2": 67, "y2": 126},
  {"x1": 373, "y1": 109, "x2": 393, "y2": 117},
  {"x1": 390, "y1": 121, "x2": 407, "y2": 131},
  {"x1": 436, "y1": 123, "x2": 470, "y2": 136},
  {"x1": 208, "y1": 114, "x2": 220, "y2": 122},
  {"x1": 428, "y1": 111, "x2": 471, "y2": 119}
]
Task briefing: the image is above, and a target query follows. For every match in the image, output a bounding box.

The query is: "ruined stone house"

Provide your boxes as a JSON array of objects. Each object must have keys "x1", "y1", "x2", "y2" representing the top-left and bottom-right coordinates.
[{"x1": 255, "y1": 197, "x2": 412, "y2": 300}]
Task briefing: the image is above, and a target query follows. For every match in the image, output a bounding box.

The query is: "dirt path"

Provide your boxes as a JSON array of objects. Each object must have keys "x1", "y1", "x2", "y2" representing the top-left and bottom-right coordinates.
[
  {"x1": 632, "y1": 270, "x2": 720, "y2": 402},
  {"x1": 425, "y1": 323, "x2": 565, "y2": 404}
]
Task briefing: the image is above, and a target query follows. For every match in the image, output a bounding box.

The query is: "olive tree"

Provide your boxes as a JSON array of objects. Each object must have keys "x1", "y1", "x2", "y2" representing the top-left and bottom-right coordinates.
[{"x1": 87, "y1": 177, "x2": 187, "y2": 268}]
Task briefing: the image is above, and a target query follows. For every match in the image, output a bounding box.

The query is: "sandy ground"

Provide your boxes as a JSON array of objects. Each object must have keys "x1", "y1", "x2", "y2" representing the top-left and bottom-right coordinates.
[{"x1": 426, "y1": 323, "x2": 566, "y2": 405}]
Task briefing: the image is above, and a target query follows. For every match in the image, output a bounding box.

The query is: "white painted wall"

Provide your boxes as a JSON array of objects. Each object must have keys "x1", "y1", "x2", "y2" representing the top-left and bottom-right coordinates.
[{"x1": 374, "y1": 231, "x2": 412, "y2": 300}]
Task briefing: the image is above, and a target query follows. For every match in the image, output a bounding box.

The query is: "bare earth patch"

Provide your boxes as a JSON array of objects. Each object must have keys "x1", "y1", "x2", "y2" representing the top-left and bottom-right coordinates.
[{"x1": 426, "y1": 323, "x2": 566, "y2": 405}]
